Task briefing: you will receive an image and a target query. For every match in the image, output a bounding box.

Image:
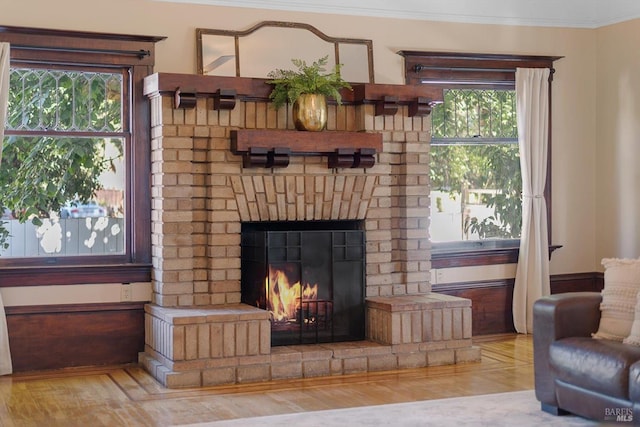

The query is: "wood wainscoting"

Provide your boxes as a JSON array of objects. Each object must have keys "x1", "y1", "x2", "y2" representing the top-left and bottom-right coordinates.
[
  {"x1": 2, "y1": 273, "x2": 602, "y2": 372},
  {"x1": 5, "y1": 302, "x2": 145, "y2": 372},
  {"x1": 434, "y1": 272, "x2": 604, "y2": 335}
]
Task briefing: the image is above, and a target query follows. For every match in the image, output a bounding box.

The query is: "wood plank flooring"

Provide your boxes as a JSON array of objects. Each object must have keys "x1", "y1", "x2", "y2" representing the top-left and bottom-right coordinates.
[{"x1": 0, "y1": 334, "x2": 534, "y2": 427}]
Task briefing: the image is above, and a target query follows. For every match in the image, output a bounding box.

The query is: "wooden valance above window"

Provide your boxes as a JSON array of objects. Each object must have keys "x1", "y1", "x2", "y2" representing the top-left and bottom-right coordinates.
[{"x1": 398, "y1": 51, "x2": 562, "y2": 88}]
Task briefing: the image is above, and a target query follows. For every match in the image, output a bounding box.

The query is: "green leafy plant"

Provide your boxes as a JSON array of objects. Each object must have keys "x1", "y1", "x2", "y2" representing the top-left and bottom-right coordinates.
[
  {"x1": 0, "y1": 220, "x2": 9, "y2": 251},
  {"x1": 267, "y1": 56, "x2": 352, "y2": 109}
]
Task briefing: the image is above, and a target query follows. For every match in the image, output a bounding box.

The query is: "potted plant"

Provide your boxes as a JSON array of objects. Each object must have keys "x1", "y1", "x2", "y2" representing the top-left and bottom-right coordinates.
[{"x1": 267, "y1": 56, "x2": 352, "y2": 131}]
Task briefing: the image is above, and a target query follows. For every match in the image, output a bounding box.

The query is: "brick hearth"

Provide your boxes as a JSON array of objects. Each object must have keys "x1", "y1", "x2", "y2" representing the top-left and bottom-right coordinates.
[{"x1": 140, "y1": 74, "x2": 480, "y2": 388}]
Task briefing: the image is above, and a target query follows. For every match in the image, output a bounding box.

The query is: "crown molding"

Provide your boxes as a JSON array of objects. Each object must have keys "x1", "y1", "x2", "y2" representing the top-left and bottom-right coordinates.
[{"x1": 152, "y1": 0, "x2": 640, "y2": 28}]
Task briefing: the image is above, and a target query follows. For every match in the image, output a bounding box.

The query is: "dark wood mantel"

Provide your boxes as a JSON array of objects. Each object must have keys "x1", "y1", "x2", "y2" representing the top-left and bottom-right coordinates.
[
  {"x1": 143, "y1": 72, "x2": 444, "y2": 115},
  {"x1": 231, "y1": 129, "x2": 382, "y2": 169},
  {"x1": 144, "y1": 72, "x2": 442, "y2": 169}
]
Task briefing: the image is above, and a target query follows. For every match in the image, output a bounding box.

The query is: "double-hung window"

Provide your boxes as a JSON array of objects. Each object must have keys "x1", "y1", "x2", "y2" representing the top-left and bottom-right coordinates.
[
  {"x1": 430, "y1": 87, "x2": 521, "y2": 245},
  {"x1": 400, "y1": 51, "x2": 559, "y2": 267},
  {"x1": 3, "y1": 65, "x2": 128, "y2": 257},
  {"x1": 0, "y1": 26, "x2": 163, "y2": 285}
]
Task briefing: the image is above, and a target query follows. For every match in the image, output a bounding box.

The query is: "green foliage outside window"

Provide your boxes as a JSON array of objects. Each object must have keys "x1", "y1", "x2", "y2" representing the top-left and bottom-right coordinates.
[
  {"x1": 1, "y1": 136, "x2": 121, "y2": 221},
  {"x1": 430, "y1": 89, "x2": 522, "y2": 241},
  {"x1": 0, "y1": 67, "x2": 124, "y2": 252}
]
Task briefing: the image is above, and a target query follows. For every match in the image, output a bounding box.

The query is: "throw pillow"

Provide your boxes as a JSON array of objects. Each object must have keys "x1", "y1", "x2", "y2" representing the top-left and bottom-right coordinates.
[
  {"x1": 624, "y1": 291, "x2": 640, "y2": 345},
  {"x1": 593, "y1": 257, "x2": 640, "y2": 341}
]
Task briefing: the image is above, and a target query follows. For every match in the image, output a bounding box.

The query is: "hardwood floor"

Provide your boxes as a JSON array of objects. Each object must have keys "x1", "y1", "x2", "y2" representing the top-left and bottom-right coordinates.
[{"x1": 0, "y1": 334, "x2": 534, "y2": 426}]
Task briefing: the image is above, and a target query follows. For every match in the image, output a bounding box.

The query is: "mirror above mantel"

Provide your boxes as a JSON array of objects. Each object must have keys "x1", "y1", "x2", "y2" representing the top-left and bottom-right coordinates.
[{"x1": 196, "y1": 21, "x2": 375, "y2": 83}]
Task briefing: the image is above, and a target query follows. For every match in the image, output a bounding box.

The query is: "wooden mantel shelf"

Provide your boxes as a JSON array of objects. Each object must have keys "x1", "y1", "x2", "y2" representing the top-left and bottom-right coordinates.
[
  {"x1": 144, "y1": 72, "x2": 436, "y2": 169},
  {"x1": 144, "y1": 73, "x2": 444, "y2": 116},
  {"x1": 231, "y1": 129, "x2": 382, "y2": 169}
]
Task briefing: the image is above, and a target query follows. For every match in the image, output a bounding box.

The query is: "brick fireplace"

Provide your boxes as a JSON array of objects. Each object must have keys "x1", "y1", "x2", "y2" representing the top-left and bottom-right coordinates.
[{"x1": 139, "y1": 73, "x2": 480, "y2": 388}]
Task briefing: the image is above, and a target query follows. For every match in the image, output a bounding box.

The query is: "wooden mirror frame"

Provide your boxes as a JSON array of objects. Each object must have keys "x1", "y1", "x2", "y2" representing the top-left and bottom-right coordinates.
[{"x1": 196, "y1": 21, "x2": 375, "y2": 83}]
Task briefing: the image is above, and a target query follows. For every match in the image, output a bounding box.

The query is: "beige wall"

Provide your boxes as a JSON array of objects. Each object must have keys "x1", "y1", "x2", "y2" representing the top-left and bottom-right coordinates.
[
  {"x1": 1, "y1": 0, "x2": 610, "y2": 286},
  {"x1": 595, "y1": 19, "x2": 640, "y2": 265}
]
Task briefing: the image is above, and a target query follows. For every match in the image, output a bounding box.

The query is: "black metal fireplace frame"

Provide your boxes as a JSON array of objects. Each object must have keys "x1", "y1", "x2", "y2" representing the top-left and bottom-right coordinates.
[{"x1": 241, "y1": 220, "x2": 366, "y2": 346}]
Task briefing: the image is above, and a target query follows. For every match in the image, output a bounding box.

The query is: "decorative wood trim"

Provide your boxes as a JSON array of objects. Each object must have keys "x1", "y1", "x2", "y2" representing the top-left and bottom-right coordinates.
[
  {"x1": 213, "y1": 88, "x2": 237, "y2": 110},
  {"x1": 350, "y1": 83, "x2": 443, "y2": 108},
  {"x1": 6, "y1": 302, "x2": 145, "y2": 372},
  {"x1": 144, "y1": 73, "x2": 445, "y2": 110},
  {"x1": 398, "y1": 51, "x2": 563, "y2": 86},
  {"x1": 5, "y1": 302, "x2": 145, "y2": 315},
  {"x1": 436, "y1": 278, "x2": 515, "y2": 335},
  {"x1": 0, "y1": 264, "x2": 151, "y2": 287},
  {"x1": 375, "y1": 96, "x2": 398, "y2": 116},
  {"x1": 431, "y1": 245, "x2": 562, "y2": 269},
  {"x1": 550, "y1": 271, "x2": 603, "y2": 293},
  {"x1": 409, "y1": 97, "x2": 434, "y2": 117},
  {"x1": 230, "y1": 129, "x2": 383, "y2": 169},
  {"x1": 433, "y1": 279, "x2": 513, "y2": 292},
  {"x1": 174, "y1": 87, "x2": 197, "y2": 109},
  {"x1": 231, "y1": 129, "x2": 382, "y2": 151},
  {"x1": 0, "y1": 25, "x2": 165, "y2": 67},
  {"x1": 174, "y1": 87, "x2": 238, "y2": 110},
  {"x1": 433, "y1": 272, "x2": 600, "y2": 293},
  {"x1": 434, "y1": 272, "x2": 600, "y2": 335},
  {"x1": 432, "y1": 248, "x2": 519, "y2": 269}
]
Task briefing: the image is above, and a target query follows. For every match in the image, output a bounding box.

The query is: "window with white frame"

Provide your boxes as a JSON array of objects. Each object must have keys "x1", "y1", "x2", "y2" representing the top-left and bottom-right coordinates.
[{"x1": 430, "y1": 87, "x2": 521, "y2": 244}]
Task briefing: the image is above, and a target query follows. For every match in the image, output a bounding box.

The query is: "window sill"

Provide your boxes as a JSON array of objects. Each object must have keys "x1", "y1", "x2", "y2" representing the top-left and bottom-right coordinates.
[
  {"x1": 431, "y1": 243, "x2": 561, "y2": 268},
  {"x1": 0, "y1": 263, "x2": 152, "y2": 287}
]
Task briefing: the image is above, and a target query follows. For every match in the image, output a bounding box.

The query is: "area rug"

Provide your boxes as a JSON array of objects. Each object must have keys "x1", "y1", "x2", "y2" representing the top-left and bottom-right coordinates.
[{"x1": 178, "y1": 390, "x2": 599, "y2": 426}]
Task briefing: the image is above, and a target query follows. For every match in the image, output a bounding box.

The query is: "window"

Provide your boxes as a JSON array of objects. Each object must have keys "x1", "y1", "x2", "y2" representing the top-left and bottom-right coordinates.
[
  {"x1": 0, "y1": 26, "x2": 164, "y2": 285},
  {"x1": 430, "y1": 88, "x2": 521, "y2": 244},
  {"x1": 399, "y1": 51, "x2": 560, "y2": 267},
  {"x1": 2, "y1": 66, "x2": 127, "y2": 258}
]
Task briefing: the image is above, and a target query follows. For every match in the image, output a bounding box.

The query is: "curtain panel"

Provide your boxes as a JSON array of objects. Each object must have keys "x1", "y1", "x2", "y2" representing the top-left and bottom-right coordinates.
[
  {"x1": 513, "y1": 67, "x2": 551, "y2": 334},
  {"x1": 0, "y1": 42, "x2": 12, "y2": 375}
]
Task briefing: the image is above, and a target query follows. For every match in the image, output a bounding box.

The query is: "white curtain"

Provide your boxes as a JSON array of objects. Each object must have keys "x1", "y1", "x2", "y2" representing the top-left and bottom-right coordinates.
[
  {"x1": 512, "y1": 67, "x2": 551, "y2": 334},
  {"x1": 0, "y1": 42, "x2": 12, "y2": 375}
]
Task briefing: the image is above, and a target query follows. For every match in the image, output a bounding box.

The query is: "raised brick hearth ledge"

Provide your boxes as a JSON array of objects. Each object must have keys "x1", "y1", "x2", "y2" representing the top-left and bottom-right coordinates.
[
  {"x1": 141, "y1": 294, "x2": 479, "y2": 388},
  {"x1": 140, "y1": 73, "x2": 480, "y2": 388}
]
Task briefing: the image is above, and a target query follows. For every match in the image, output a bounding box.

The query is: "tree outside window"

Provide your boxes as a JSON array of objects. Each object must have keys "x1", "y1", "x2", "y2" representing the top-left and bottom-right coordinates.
[
  {"x1": 0, "y1": 66, "x2": 127, "y2": 257},
  {"x1": 430, "y1": 88, "x2": 522, "y2": 243},
  {"x1": 0, "y1": 26, "x2": 159, "y2": 286}
]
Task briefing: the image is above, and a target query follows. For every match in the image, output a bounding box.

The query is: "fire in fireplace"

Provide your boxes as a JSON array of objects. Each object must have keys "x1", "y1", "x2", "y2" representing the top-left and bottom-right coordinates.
[{"x1": 241, "y1": 220, "x2": 365, "y2": 346}]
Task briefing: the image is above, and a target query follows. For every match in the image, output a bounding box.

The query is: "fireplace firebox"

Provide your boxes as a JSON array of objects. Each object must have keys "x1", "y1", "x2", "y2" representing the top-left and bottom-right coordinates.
[{"x1": 241, "y1": 220, "x2": 365, "y2": 346}]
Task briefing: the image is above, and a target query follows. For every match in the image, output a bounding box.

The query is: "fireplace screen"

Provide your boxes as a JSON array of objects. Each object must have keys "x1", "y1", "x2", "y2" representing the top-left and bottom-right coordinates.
[{"x1": 241, "y1": 221, "x2": 365, "y2": 346}]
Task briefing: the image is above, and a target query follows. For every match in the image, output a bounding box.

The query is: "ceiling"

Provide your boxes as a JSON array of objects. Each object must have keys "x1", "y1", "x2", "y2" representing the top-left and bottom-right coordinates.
[{"x1": 155, "y1": 0, "x2": 640, "y2": 28}]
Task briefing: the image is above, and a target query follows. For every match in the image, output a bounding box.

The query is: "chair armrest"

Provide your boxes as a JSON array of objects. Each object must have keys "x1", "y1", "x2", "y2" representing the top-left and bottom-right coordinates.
[{"x1": 533, "y1": 292, "x2": 602, "y2": 406}]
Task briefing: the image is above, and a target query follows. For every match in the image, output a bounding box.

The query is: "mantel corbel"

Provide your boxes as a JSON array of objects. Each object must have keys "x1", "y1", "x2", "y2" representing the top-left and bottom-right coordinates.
[
  {"x1": 408, "y1": 97, "x2": 441, "y2": 117},
  {"x1": 375, "y1": 96, "x2": 398, "y2": 116},
  {"x1": 174, "y1": 87, "x2": 197, "y2": 109},
  {"x1": 213, "y1": 89, "x2": 237, "y2": 110},
  {"x1": 173, "y1": 87, "x2": 237, "y2": 110}
]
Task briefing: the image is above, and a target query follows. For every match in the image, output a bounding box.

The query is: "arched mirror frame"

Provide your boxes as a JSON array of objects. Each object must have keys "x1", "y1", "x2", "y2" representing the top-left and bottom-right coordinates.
[{"x1": 196, "y1": 21, "x2": 374, "y2": 83}]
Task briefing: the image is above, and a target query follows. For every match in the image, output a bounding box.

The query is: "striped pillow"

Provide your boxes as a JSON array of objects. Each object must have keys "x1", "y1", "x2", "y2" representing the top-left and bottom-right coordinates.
[
  {"x1": 593, "y1": 258, "x2": 640, "y2": 341},
  {"x1": 624, "y1": 291, "x2": 640, "y2": 345}
]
